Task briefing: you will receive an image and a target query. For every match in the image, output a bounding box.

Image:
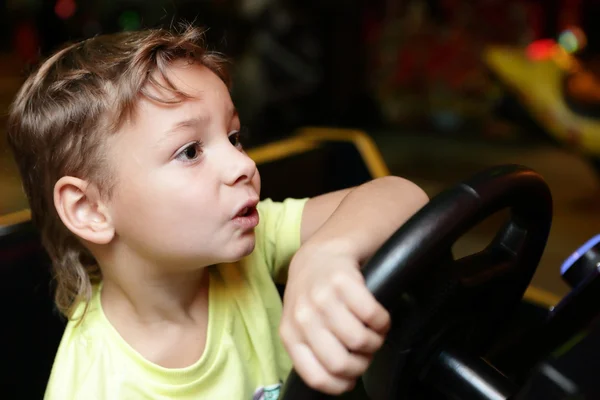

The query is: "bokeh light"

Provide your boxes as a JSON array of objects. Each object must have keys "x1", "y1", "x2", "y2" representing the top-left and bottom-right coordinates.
[
  {"x1": 54, "y1": 0, "x2": 76, "y2": 20},
  {"x1": 526, "y1": 39, "x2": 557, "y2": 61},
  {"x1": 119, "y1": 11, "x2": 141, "y2": 31},
  {"x1": 558, "y1": 27, "x2": 587, "y2": 54}
]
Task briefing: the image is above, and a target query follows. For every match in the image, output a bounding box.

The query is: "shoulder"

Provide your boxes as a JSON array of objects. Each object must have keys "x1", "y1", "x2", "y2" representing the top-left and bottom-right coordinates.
[
  {"x1": 257, "y1": 198, "x2": 308, "y2": 218},
  {"x1": 256, "y1": 198, "x2": 308, "y2": 241},
  {"x1": 247, "y1": 198, "x2": 308, "y2": 283},
  {"x1": 45, "y1": 287, "x2": 110, "y2": 399}
]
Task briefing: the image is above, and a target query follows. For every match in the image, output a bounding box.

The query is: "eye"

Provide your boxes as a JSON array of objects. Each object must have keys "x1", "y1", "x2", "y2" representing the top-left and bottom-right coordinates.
[
  {"x1": 228, "y1": 131, "x2": 242, "y2": 149},
  {"x1": 175, "y1": 141, "x2": 203, "y2": 162},
  {"x1": 228, "y1": 126, "x2": 249, "y2": 150}
]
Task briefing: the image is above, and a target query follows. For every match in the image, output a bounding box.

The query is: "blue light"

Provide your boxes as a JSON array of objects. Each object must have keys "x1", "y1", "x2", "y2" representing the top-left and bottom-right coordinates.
[{"x1": 560, "y1": 234, "x2": 600, "y2": 275}]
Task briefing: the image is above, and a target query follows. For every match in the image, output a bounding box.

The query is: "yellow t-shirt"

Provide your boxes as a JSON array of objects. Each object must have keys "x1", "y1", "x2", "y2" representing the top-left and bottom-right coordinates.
[{"x1": 44, "y1": 198, "x2": 308, "y2": 400}]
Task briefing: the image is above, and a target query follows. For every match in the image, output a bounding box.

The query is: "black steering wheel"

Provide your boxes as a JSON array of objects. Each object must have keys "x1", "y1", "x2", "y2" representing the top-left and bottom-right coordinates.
[{"x1": 280, "y1": 164, "x2": 552, "y2": 400}]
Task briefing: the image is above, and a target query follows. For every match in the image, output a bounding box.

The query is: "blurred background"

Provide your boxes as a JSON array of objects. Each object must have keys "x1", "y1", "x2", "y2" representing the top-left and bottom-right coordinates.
[{"x1": 2, "y1": 0, "x2": 600, "y2": 298}]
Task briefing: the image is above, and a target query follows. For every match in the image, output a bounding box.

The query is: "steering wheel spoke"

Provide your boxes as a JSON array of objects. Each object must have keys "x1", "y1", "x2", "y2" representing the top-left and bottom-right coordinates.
[{"x1": 454, "y1": 246, "x2": 516, "y2": 289}]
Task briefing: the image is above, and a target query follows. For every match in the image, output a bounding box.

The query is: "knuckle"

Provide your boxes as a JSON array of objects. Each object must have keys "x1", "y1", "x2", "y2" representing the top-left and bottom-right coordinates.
[
  {"x1": 327, "y1": 356, "x2": 350, "y2": 376},
  {"x1": 294, "y1": 303, "x2": 313, "y2": 325},
  {"x1": 331, "y1": 272, "x2": 349, "y2": 292},
  {"x1": 363, "y1": 304, "x2": 379, "y2": 322},
  {"x1": 312, "y1": 287, "x2": 333, "y2": 309},
  {"x1": 278, "y1": 324, "x2": 291, "y2": 343},
  {"x1": 348, "y1": 332, "x2": 371, "y2": 351}
]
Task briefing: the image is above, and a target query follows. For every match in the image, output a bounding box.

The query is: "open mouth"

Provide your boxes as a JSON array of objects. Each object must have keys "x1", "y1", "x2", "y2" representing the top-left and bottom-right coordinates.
[
  {"x1": 232, "y1": 204, "x2": 259, "y2": 229},
  {"x1": 236, "y1": 206, "x2": 256, "y2": 218}
]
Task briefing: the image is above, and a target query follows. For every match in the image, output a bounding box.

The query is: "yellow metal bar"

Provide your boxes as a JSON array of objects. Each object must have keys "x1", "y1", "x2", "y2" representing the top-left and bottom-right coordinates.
[
  {"x1": 295, "y1": 127, "x2": 391, "y2": 178},
  {"x1": 247, "y1": 137, "x2": 320, "y2": 165},
  {"x1": 523, "y1": 286, "x2": 561, "y2": 309},
  {"x1": 247, "y1": 127, "x2": 391, "y2": 182},
  {"x1": 0, "y1": 208, "x2": 31, "y2": 228}
]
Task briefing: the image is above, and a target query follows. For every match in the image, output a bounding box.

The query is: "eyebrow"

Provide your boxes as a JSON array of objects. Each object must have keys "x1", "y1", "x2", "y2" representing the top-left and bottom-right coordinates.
[
  {"x1": 164, "y1": 116, "x2": 208, "y2": 137},
  {"x1": 164, "y1": 106, "x2": 238, "y2": 137}
]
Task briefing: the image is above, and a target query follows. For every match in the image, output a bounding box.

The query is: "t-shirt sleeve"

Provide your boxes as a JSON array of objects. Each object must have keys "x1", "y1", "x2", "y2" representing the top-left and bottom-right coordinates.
[{"x1": 255, "y1": 197, "x2": 308, "y2": 283}]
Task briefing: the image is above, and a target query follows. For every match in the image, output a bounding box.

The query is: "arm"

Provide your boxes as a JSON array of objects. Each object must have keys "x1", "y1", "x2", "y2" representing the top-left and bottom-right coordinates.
[
  {"x1": 280, "y1": 176, "x2": 429, "y2": 395},
  {"x1": 299, "y1": 175, "x2": 429, "y2": 263}
]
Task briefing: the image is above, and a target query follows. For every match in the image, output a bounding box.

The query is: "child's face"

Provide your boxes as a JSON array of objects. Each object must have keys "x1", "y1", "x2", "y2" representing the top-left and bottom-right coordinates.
[{"x1": 104, "y1": 62, "x2": 261, "y2": 268}]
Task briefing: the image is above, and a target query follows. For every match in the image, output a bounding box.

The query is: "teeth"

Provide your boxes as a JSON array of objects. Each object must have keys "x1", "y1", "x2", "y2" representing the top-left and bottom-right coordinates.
[{"x1": 240, "y1": 207, "x2": 248, "y2": 216}]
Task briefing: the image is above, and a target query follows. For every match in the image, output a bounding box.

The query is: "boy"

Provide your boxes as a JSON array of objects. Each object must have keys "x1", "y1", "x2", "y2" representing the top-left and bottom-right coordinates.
[{"x1": 6, "y1": 26, "x2": 428, "y2": 399}]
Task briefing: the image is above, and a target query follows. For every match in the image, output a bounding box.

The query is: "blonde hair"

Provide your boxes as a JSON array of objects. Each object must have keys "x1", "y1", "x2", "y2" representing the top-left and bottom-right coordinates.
[{"x1": 6, "y1": 25, "x2": 230, "y2": 318}]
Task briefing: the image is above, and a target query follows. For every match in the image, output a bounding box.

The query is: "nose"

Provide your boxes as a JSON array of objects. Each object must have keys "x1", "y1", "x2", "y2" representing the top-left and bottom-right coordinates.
[{"x1": 222, "y1": 144, "x2": 257, "y2": 186}]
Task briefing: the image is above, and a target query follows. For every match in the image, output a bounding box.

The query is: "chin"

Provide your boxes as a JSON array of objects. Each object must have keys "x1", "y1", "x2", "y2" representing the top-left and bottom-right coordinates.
[
  {"x1": 239, "y1": 235, "x2": 257, "y2": 258},
  {"x1": 226, "y1": 233, "x2": 256, "y2": 262}
]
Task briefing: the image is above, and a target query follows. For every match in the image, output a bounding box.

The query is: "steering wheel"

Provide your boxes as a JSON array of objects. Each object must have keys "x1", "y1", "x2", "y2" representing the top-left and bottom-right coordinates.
[{"x1": 280, "y1": 164, "x2": 552, "y2": 400}]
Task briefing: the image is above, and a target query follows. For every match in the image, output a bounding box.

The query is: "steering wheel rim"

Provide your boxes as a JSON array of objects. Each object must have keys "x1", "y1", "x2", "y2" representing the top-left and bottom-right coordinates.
[{"x1": 279, "y1": 164, "x2": 552, "y2": 399}]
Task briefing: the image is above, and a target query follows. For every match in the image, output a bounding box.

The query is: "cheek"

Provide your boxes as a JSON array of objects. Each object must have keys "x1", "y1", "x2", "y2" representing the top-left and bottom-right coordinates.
[
  {"x1": 253, "y1": 169, "x2": 261, "y2": 194},
  {"x1": 109, "y1": 170, "x2": 216, "y2": 236},
  {"x1": 109, "y1": 183, "x2": 223, "y2": 259}
]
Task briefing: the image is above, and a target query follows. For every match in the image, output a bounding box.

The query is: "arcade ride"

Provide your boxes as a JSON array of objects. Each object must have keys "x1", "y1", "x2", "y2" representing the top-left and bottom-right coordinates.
[
  {"x1": 281, "y1": 161, "x2": 600, "y2": 399},
  {"x1": 1, "y1": 128, "x2": 598, "y2": 399},
  {"x1": 484, "y1": 28, "x2": 600, "y2": 177}
]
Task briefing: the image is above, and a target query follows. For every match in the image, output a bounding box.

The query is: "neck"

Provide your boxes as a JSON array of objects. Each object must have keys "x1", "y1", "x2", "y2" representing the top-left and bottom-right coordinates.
[{"x1": 97, "y1": 246, "x2": 210, "y2": 325}]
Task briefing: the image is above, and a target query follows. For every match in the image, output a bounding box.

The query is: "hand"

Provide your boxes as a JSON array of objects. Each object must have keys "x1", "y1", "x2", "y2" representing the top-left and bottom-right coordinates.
[{"x1": 279, "y1": 240, "x2": 391, "y2": 395}]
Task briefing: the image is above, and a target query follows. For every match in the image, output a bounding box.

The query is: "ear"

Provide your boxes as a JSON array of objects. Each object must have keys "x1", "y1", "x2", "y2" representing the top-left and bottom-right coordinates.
[{"x1": 54, "y1": 176, "x2": 115, "y2": 245}]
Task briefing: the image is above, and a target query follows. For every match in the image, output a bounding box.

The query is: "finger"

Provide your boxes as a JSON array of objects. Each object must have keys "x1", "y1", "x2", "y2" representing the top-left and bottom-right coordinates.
[
  {"x1": 303, "y1": 321, "x2": 372, "y2": 378},
  {"x1": 310, "y1": 276, "x2": 385, "y2": 354},
  {"x1": 332, "y1": 273, "x2": 391, "y2": 334},
  {"x1": 290, "y1": 300, "x2": 371, "y2": 378},
  {"x1": 319, "y1": 297, "x2": 385, "y2": 354},
  {"x1": 287, "y1": 342, "x2": 357, "y2": 395}
]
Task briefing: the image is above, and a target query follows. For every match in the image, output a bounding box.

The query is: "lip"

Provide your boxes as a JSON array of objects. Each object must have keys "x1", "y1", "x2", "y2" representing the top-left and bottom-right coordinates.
[{"x1": 232, "y1": 198, "x2": 260, "y2": 230}]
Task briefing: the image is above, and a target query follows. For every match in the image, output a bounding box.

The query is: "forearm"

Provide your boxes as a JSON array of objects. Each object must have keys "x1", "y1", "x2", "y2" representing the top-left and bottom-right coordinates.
[{"x1": 302, "y1": 176, "x2": 429, "y2": 264}]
